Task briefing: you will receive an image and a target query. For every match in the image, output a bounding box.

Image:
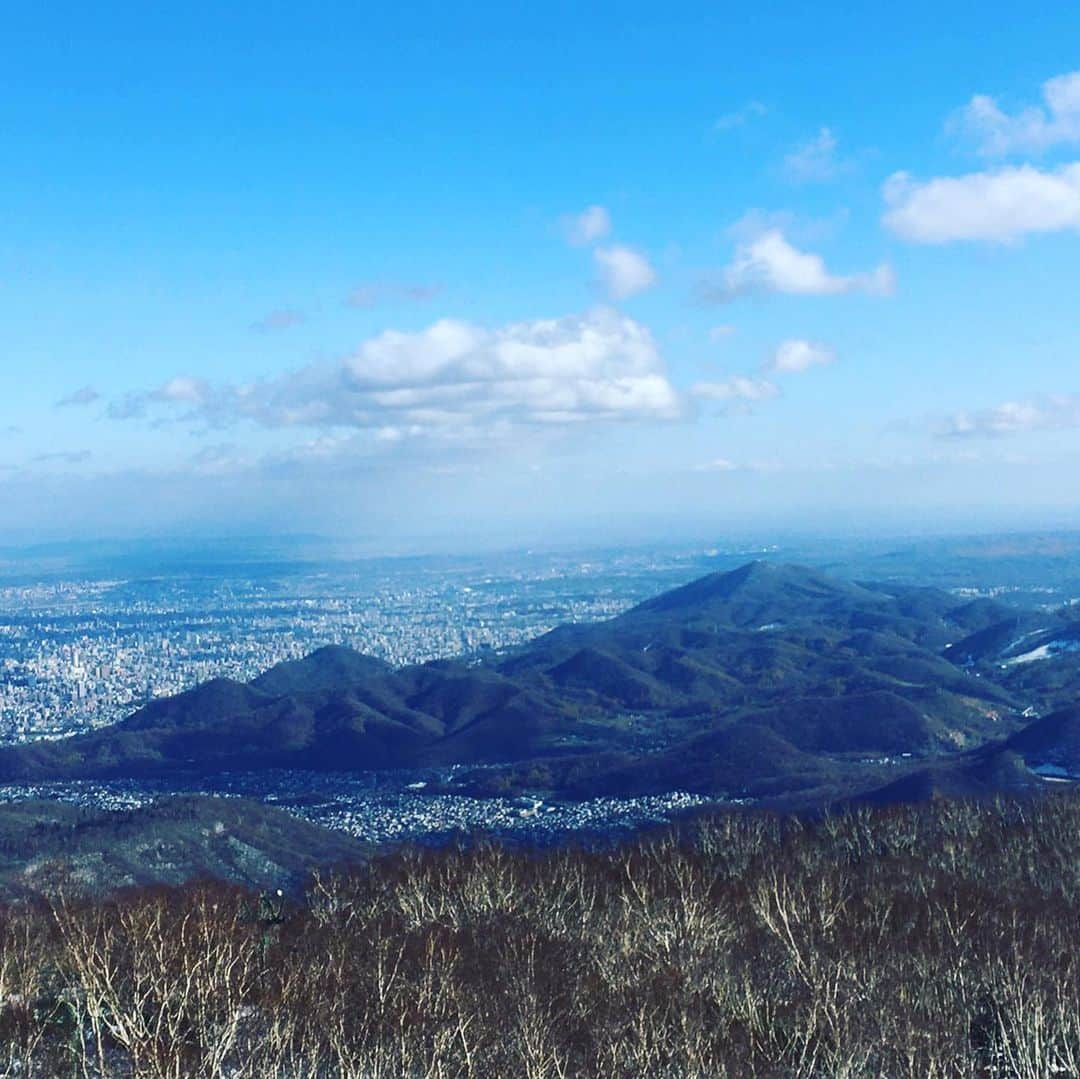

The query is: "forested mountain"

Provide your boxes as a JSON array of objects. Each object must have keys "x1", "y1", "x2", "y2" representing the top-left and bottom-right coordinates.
[{"x1": 1, "y1": 561, "x2": 1076, "y2": 808}]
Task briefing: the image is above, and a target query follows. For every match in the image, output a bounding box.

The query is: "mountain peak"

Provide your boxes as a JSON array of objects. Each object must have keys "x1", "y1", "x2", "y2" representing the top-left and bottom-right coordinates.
[
  {"x1": 625, "y1": 561, "x2": 887, "y2": 626},
  {"x1": 251, "y1": 645, "x2": 392, "y2": 697}
]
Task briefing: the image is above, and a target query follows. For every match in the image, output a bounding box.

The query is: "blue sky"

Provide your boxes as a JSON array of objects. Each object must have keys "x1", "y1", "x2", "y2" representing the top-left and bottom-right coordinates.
[{"x1": 4, "y1": 2, "x2": 1080, "y2": 549}]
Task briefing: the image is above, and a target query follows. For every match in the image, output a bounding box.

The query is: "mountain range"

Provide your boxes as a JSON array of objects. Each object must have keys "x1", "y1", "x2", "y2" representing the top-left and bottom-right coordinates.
[{"x1": 1, "y1": 561, "x2": 1077, "y2": 809}]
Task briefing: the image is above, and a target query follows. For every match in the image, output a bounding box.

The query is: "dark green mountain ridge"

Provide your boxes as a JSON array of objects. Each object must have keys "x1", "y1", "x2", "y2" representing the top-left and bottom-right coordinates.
[{"x1": 0, "y1": 561, "x2": 1077, "y2": 807}]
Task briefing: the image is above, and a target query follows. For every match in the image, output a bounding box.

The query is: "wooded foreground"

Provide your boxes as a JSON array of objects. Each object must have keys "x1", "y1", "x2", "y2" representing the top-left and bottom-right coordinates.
[{"x1": 1, "y1": 793, "x2": 1078, "y2": 1077}]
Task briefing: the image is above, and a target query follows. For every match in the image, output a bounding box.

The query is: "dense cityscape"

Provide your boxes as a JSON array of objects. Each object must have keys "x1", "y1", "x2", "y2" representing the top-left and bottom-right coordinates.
[{"x1": 0, "y1": 548, "x2": 713, "y2": 744}]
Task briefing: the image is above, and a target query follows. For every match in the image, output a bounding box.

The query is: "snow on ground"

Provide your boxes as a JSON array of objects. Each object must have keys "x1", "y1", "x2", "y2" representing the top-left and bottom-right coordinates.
[
  {"x1": 1032, "y1": 763, "x2": 1076, "y2": 782},
  {"x1": 1004, "y1": 638, "x2": 1080, "y2": 666}
]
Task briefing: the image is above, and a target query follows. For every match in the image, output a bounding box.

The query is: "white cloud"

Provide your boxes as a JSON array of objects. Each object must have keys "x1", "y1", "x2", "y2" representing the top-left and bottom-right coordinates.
[
  {"x1": 950, "y1": 71, "x2": 1080, "y2": 156},
  {"x1": 709, "y1": 324, "x2": 735, "y2": 341},
  {"x1": 693, "y1": 458, "x2": 739, "y2": 472},
  {"x1": 155, "y1": 377, "x2": 211, "y2": 405},
  {"x1": 704, "y1": 229, "x2": 894, "y2": 301},
  {"x1": 940, "y1": 395, "x2": 1080, "y2": 438},
  {"x1": 783, "y1": 127, "x2": 846, "y2": 183},
  {"x1": 883, "y1": 164, "x2": 1080, "y2": 243},
  {"x1": 564, "y1": 205, "x2": 612, "y2": 245},
  {"x1": 714, "y1": 101, "x2": 767, "y2": 132},
  {"x1": 767, "y1": 339, "x2": 835, "y2": 374},
  {"x1": 112, "y1": 309, "x2": 683, "y2": 438},
  {"x1": 691, "y1": 375, "x2": 779, "y2": 402},
  {"x1": 692, "y1": 334, "x2": 836, "y2": 413},
  {"x1": 593, "y1": 245, "x2": 657, "y2": 300}
]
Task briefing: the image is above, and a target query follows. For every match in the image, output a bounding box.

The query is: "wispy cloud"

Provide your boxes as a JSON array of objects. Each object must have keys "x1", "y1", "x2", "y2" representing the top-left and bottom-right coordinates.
[
  {"x1": 55, "y1": 386, "x2": 101, "y2": 408},
  {"x1": 691, "y1": 375, "x2": 779, "y2": 402},
  {"x1": 949, "y1": 71, "x2": 1080, "y2": 156},
  {"x1": 250, "y1": 309, "x2": 305, "y2": 332},
  {"x1": 883, "y1": 164, "x2": 1080, "y2": 243},
  {"x1": 701, "y1": 229, "x2": 894, "y2": 302},
  {"x1": 713, "y1": 101, "x2": 767, "y2": 132},
  {"x1": 594, "y1": 245, "x2": 657, "y2": 300},
  {"x1": 345, "y1": 282, "x2": 443, "y2": 308},
  {"x1": 563, "y1": 205, "x2": 612, "y2": 246},
  {"x1": 190, "y1": 443, "x2": 250, "y2": 474},
  {"x1": 940, "y1": 395, "x2": 1080, "y2": 438},
  {"x1": 783, "y1": 127, "x2": 848, "y2": 183},
  {"x1": 33, "y1": 450, "x2": 92, "y2": 464}
]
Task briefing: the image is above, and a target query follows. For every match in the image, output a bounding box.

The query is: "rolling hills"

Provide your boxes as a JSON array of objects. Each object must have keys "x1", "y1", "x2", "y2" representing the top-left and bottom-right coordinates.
[{"x1": 0, "y1": 561, "x2": 1076, "y2": 807}]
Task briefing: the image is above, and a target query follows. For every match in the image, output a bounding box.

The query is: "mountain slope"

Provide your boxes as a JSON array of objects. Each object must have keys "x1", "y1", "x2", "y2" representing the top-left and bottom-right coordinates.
[
  {"x1": 251, "y1": 645, "x2": 393, "y2": 696},
  {"x1": 0, "y1": 795, "x2": 368, "y2": 898},
  {"x1": 0, "y1": 561, "x2": 1064, "y2": 806},
  {"x1": 1003, "y1": 706, "x2": 1080, "y2": 775},
  {"x1": 627, "y1": 561, "x2": 893, "y2": 629}
]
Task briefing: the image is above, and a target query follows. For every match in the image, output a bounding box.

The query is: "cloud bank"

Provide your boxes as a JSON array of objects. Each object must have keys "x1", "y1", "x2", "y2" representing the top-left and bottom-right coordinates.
[{"x1": 112, "y1": 309, "x2": 683, "y2": 441}]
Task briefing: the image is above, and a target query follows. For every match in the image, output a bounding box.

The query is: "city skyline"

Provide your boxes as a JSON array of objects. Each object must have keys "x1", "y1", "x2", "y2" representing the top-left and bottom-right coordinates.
[{"x1": 4, "y1": 4, "x2": 1080, "y2": 548}]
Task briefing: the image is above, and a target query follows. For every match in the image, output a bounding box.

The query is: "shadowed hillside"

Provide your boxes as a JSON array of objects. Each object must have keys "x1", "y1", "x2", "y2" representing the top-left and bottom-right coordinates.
[
  {"x1": 0, "y1": 795, "x2": 369, "y2": 898},
  {"x1": 0, "y1": 562, "x2": 1077, "y2": 808}
]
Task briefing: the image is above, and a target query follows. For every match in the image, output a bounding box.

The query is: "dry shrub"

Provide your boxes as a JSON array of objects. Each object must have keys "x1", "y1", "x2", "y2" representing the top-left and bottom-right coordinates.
[{"x1": 0, "y1": 792, "x2": 1078, "y2": 1076}]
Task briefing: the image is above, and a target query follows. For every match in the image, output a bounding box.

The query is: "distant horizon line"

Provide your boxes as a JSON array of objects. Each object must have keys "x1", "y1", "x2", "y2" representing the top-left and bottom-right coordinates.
[{"x1": 2, "y1": 522, "x2": 1080, "y2": 570}]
